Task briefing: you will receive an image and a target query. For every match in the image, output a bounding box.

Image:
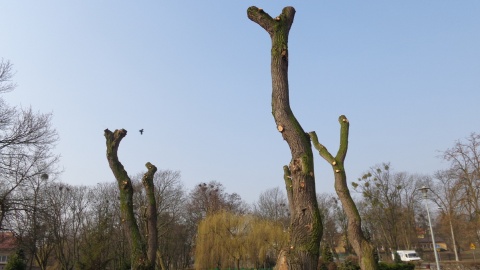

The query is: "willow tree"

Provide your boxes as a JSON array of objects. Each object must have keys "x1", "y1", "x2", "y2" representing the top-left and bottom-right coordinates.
[
  {"x1": 309, "y1": 117, "x2": 378, "y2": 270},
  {"x1": 247, "y1": 7, "x2": 322, "y2": 270},
  {"x1": 195, "y1": 211, "x2": 288, "y2": 269},
  {"x1": 104, "y1": 129, "x2": 158, "y2": 270}
]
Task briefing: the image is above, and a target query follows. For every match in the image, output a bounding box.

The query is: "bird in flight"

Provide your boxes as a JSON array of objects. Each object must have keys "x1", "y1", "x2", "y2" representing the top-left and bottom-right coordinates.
[{"x1": 139, "y1": 129, "x2": 144, "y2": 135}]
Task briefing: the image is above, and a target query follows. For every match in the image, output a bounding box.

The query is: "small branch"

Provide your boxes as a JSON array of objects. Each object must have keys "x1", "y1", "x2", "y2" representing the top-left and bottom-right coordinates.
[
  {"x1": 247, "y1": 6, "x2": 275, "y2": 36},
  {"x1": 309, "y1": 131, "x2": 335, "y2": 165},
  {"x1": 336, "y1": 115, "x2": 349, "y2": 163},
  {"x1": 283, "y1": 165, "x2": 293, "y2": 212}
]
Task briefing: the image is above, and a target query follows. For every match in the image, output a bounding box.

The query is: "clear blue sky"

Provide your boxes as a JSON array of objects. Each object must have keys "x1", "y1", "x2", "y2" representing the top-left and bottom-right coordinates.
[{"x1": 1, "y1": 1, "x2": 479, "y2": 203}]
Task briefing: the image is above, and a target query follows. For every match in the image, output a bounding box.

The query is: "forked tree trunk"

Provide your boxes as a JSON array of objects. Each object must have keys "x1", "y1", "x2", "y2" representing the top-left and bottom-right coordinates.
[
  {"x1": 310, "y1": 117, "x2": 378, "y2": 270},
  {"x1": 247, "y1": 7, "x2": 322, "y2": 270},
  {"x1": 104, "y1": 129, "x2": 158, "y2": 270}
]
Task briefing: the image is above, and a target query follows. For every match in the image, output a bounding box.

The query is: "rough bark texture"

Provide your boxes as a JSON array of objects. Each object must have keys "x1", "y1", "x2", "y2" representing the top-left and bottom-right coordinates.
[
  {"x1": 104, "y1": 129, "x2": 157, "y2": 270},
  {"x1": 142, "y1": 162, "x2": 158, "y2": 267},
  {"x1": 248, "y1": 6, "x2": 322, "y2": 270},
  {"x1": 309, "y1": 116, "x2": 378, "y2": 270}
]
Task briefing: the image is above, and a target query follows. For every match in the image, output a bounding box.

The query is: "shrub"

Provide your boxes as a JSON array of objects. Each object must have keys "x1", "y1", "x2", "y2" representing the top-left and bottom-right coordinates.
[
  {"x1": 321, "y1": 243, "x2": 334, "y2": 263},
  {"x1": 337, "y1": 256, "x2": 360, "y2": 270},
  {"x1": 4, "y1": 250, "x2": 26, "y2": 270},
  {"x1": 378, "y1": 262, "x2": 415, "y2": 270},
  {"x1": 327, "y1": 261, "x2": 338, "y2": 270}
]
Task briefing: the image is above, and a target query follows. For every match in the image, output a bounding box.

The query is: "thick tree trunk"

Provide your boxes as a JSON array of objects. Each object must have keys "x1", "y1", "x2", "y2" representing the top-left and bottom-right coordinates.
[
  {"x1": 310, "y1": 116, "x2": 378, "y2": 270},
  {"x1": 104, "y1": 129, "x2": 157, "y2": 270},
  {"x1": 142, "y1": 162, "x2": 158, "y2": 267},
  {"x1": 248, "y1": 7, "x2": 322, "y2": 270}
]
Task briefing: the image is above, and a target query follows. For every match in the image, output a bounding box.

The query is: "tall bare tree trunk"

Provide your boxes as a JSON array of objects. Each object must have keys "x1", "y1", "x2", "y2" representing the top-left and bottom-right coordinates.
[
  {"x1": 142, "y1": 162, "x2": 158, "y2": 266},
  {"x1": 310, "y1": 116, "x2": 378, "y2": 270},
  {"x1": 104, "y1": 129, "x2": 158, "y2": 270},
  {"x1": 248, "y1": 7, "x2": 322, "y2": 270}
]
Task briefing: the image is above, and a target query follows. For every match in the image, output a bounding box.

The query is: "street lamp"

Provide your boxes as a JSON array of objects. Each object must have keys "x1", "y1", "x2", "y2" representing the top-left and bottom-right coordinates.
[
  {"x1": 418, "y1": 186, "x2": 440, "y2": 270},
  {"x1": 438, "y1": 206, "x2": 459, "y2": 261}
]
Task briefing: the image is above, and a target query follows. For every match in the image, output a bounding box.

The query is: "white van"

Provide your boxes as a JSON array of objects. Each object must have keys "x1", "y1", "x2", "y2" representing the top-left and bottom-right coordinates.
[{"x1": 392, "y1": 250, "x2": 422, "y2": 262}]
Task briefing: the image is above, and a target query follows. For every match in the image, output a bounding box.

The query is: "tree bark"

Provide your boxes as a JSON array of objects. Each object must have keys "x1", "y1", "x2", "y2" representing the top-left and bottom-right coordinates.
[
  {"x1": 142, "y1": 162, "x2": 158, "y2": 267},
  {"x1": 104, "y1": 129, "x2": 157, "y2": 270},
  {"x1": 310, "y1": 116, "x2": 378, "y2": 270},
  {"x1": 248, "y1": 7, "x2": 322, "y2": 270}
]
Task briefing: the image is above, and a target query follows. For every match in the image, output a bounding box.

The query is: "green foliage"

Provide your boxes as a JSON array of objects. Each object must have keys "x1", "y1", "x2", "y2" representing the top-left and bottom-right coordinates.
[
  {"x1": 337, "y1": 256, "x2": 359, "y2": 270},
  {"x1": 393, "y1": 252, "x2": 402, "y2": 264},
  {"x1": 328, "y1": 262, "x2": 338, "y2": 270},
  {"x1": 318, "y1": 260, "x2": 328, "y2": 270},
  {"x1": 378, "y1": 262, "x2": 415, "y2": 270},
  {"x1": 75, "y1": 211, "x2": 116, "y2": 270},
  {"x1": 318, "y1": 259, "x2": 337, "y2": 270},
  {"x1": 4, "y1": 250, "x2": 26, "y2": 270},
  {"x1": 373, "y1": 248, "x2": 379, "y2": 263},
  {"x1": 321, "y1": 243, "x2": 334, "y2": 263}
]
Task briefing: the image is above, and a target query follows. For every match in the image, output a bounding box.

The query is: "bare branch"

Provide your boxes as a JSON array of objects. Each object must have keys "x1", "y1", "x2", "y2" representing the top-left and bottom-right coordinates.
[{"x1": 0, "y1": 59, "x2": 16, "y2": 93}]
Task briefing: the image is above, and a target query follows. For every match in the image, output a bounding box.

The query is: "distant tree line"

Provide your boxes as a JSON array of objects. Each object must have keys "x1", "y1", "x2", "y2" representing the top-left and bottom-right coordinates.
[{"x1": 3, "y1": 148, "x2": 479, "y2": 270}]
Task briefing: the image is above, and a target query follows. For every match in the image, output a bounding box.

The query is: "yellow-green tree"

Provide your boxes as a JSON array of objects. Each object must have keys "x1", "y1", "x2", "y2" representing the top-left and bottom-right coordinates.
[
  {"x1": 195, "y1": 211, "x2": 288, "y2": 269},
  {"x1": 245, "y1": 218, "x2": 288, "y2": 268}
]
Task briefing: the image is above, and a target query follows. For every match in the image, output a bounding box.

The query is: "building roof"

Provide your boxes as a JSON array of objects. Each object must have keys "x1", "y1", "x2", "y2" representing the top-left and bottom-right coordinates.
[
  {"x1": 0, "y1": 232, "x2": 17, "y2": 251},
  {"x1": 417, "y1": 236, "x2": 446, "y2": 244}
]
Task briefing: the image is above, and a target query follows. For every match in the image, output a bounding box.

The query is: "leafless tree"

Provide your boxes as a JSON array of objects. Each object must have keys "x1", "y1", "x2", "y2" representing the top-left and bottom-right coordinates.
[
  {"x1": 0, "y1": 60, "x2": 59, "y2": 230},
  {"x1": 353, "y1": 163, "x2": 423, "y2": 258},
  {"x1": 430, "y1": 169, "x2": 464, "y2": 261},
  {"x1": 253, "y1": 187, "x2": 289, "y2": 228},
  {"x1": 0, "y1": 59, "x2": 16, "y2": 93},
  {"x1": 185, "y1": 181, "x2": 247, "y2": 227},
  {"x1": 441, "y1": 132, "x2": 480, "y2": 243},
  {"x1": 132, "y1": 170, "x2": 188, "y2": 270},
  {"x1": 15, "y1": 173, "x2": 53, "y2": 270},
  {"x1": 317, "y1": 193, "x2": 341, "y2": 261}
]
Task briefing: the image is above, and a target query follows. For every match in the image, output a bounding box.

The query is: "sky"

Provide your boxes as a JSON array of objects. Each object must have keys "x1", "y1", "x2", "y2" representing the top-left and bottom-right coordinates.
[{"x1": 1, "y1": 1, "x2": 479, "y2": 203}]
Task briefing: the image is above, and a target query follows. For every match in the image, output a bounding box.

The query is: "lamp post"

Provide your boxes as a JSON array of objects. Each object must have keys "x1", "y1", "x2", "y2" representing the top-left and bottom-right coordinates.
[
  {"x1": 438, "y1": 206, "x2": 459, "y2": 261},
  {"x1": 419, "y1": 186, "x2": 440, "y2": 270}
]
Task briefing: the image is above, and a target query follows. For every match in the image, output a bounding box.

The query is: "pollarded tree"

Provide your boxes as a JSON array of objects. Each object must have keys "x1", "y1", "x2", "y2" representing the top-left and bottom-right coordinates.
[
  {"x1": 310, "y1": 117, "x2": 378, "y2": 270},
  {"x1": 247, "y1": 7, "x2": 322, "y2": 269},
  {"x1": 104, "y1": 129, "x2": 158, "y2": 270},
  {"x1": 247, "y1": 7, "x2": 379, "y2": 269}
]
